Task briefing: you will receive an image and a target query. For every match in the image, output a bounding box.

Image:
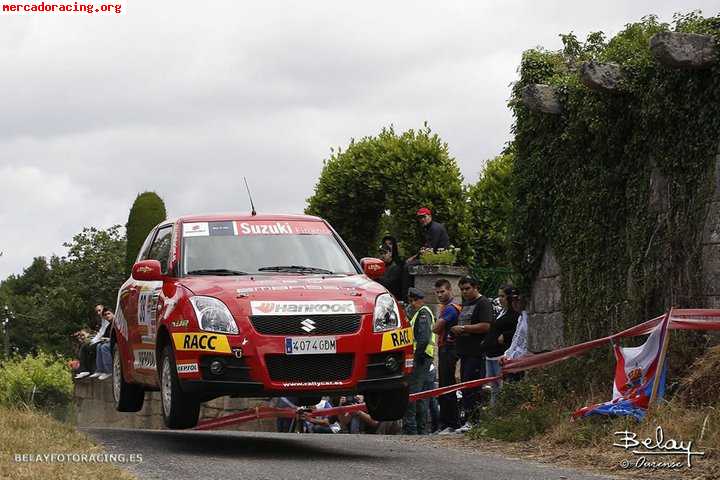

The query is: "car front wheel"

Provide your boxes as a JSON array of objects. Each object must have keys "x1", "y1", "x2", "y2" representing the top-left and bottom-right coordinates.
[{"x1": 159, "y1": 345, "x2": 201, "y2": 429}]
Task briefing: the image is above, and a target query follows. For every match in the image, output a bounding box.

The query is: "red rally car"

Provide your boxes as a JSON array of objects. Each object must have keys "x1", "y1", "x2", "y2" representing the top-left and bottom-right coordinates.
[{"x1": 111, "y1": 213, "x2": 414, "y2": 429}]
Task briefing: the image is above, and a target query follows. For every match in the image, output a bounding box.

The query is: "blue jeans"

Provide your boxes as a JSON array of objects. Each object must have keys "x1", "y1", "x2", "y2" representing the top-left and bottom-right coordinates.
[
  {"x1": 95, "y1": 342, "x2": 112, "y2": 374},
  {"x1": 485, "y1": 358, "x2": 502, "y2": 406}
]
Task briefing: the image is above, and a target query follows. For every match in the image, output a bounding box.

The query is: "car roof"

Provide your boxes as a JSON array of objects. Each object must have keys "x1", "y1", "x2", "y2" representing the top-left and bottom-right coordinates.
[{"x1": 167, "y1": 213, "x2": 324, "y2": 224}]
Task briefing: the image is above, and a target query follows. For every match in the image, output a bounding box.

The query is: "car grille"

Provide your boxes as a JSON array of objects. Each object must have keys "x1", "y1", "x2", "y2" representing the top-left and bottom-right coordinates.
[
  {"x1": 265, "y1": 354, "x2": 354, "y2": 382},
  {"x1": 249, "y1": 314, "x2": 362, "y2": 335}
]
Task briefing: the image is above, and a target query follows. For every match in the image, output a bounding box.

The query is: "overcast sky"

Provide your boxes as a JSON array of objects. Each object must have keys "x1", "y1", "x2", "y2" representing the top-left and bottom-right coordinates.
[{"x1": 0, "y1": 1, "x2": 716, "y2": 280}]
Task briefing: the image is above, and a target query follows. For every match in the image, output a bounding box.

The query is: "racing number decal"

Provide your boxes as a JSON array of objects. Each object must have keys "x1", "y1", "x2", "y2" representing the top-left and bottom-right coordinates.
[
  {"x1": 380, "y1": 327, "x2": 413, "y2": 352},
  {"x1": 172, "y1": 333, "x2": 231, "y2": 353}
]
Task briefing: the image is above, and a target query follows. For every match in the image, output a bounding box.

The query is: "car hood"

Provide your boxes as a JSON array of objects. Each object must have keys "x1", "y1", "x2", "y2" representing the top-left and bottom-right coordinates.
[{"x1": 180, "y1": 274, "x2": 388, "y2": 315}]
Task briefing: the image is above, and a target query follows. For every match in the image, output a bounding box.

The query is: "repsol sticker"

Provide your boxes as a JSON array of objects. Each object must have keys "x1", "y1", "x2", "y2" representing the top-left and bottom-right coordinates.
[
  {"x1": 172, "y1": 333, "x2": 231, "y2": 353},
  {"x1": 250, "y1": 301, "x2": 356, "y2": 316},
  {"x1": 381, "y1": 327, "x2": 414, "y2": 352},
  {"x1": 176, "y1": 362, "x2": 199, "y2": 374}
]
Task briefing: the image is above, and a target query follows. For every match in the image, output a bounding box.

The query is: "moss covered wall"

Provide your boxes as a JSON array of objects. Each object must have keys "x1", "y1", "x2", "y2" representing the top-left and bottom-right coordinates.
[{"x1": 510, "y1": 13, "x2": 720, "y2": 351}]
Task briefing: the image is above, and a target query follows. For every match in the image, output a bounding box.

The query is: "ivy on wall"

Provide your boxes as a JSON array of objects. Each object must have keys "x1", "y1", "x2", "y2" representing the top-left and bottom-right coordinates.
[{"x1": 509, "y1": 12, "x2": 720, "y2": 345}]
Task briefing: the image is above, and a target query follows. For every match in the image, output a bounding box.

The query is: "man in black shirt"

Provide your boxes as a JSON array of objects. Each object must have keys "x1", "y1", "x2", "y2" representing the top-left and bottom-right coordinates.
[
  {"x1": 376, "y1": 244, "x2": 403, "y2": 300},
  {"x1": 450, "y1": 277, "x2": 493, "y2": 433}
]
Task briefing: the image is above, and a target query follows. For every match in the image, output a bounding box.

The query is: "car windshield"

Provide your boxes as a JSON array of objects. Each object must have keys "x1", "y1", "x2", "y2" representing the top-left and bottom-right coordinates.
[{"x1": 181, "y1": 220, "x2": 358, "y2": 276}]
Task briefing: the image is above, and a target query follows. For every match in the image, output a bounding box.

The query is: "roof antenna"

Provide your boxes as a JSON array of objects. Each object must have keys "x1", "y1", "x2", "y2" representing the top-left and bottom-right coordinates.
[{"x1": 243, "y1": 177, "x2": 257, "y2": 216}]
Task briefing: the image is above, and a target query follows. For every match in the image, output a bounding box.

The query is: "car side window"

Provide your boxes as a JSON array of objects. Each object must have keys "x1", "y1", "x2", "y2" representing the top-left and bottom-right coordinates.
[{"x1": 146, "y1": 226, "x2": 173, "y2": 274}]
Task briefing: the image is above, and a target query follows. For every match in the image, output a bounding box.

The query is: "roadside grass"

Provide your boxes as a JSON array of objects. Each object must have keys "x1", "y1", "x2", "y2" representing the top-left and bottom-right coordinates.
[
  {"x1": 463, "y1": 370, "x2": 718, "y2": 479},
  {"x1": 0, "y1": 405, "x2": 135, "y2": 480}
]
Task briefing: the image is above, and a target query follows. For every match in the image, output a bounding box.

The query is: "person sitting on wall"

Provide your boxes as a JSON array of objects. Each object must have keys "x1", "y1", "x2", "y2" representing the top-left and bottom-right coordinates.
[
  {"x1": 377, "y1": 244, "x2": 403, "y2": 300},
  {"x1": 92, "y1": 308, "x2": 115, "y2": 381},
  {"x1": 402, "y1": 207, "x2": 451, "y2": 299},
  {"x1": 73, "y1": 303, "x2": 105, "y2": 379}
]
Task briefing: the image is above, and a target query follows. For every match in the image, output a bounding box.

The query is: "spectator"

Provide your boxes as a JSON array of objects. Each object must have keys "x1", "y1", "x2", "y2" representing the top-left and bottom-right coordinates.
[
  {"x1": 481, "y1": 286, "x2": 520, "y2": 405},
  {"x1": 425, "y1": 363, "x2": 440, "y2": 433},
  {"x1": 88, "y1": 307, "x2": 114, "y2": 379},
  {"x1": 450, "y1": 277, "x2": 493, "y2": 433},
  {"x1": 402, "y1": 207, "x2": 451, "y2": 299},
  {"x1": 501, "y1": 293, "x2": 530, "y2": 382},
  {"x1": 93, "y1": 308, "x2": 116, "y2": 381},
  {"x1": 403, "y1": 287, "x2": 435, "y2": 435},
  {"x1": 432, "y1": 278, "x2": 462, "y2": 434},
  {"x1": 303, "y1": 397, "x2": 342, "y2": 433},
  {"x1": 270, "y1": 396, "x2": 299, "y2": 432},
  {"x1": 376, "y1": 244, "x2": 403, "y2": 300},
  {"x1": 74, "y1": 303, "x2": 104, "y2": 379},
  {"x1": 381, "y1": 235, "x2": 403, "y2": 266},
  {"x1": 415, "y1": 207, "x2": 450, "y2": 253}
]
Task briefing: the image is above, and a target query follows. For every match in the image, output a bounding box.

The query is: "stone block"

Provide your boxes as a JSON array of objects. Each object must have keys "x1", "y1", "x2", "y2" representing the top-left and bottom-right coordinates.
[
  {"x1": 580, "y1": 61, "x2": 624, "y2": 92},
  {"x1": 650, "y1": 32, "x2": 718, "y2": 69},
  {"x1": 537, "y1": 246, "x2": 561, "y2": 278},
  {"x1": 528, "y1": 312, "x2": 564, "y2": 352},
  {"x1": 702, "y1": 201, "x2": 720, "y2": 245},
  {"x1": 702, "y1": 244, "x2": 720, "y2": 295},
  {"x1": 531, "y1": 277, "x2": 562, "y2": 313},
  {"x1": 521, "y1": 84, "x2": 562, "y2": 114}
]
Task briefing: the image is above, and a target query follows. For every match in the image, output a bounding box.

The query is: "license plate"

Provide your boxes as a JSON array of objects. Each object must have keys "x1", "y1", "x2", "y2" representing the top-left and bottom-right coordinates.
[{"x1": 285, "y1": 336, "x2": 337, "y2": 355}]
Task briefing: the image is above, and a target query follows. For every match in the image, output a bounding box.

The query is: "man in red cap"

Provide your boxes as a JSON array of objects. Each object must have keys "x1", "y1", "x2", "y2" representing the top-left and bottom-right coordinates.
[{"x1": 415, "y1": 207, "x2": 449, "y2": 254}]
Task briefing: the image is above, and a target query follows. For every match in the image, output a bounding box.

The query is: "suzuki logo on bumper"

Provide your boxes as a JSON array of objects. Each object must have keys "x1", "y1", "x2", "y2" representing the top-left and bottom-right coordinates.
[{"x1": 300, "y1": 319, "x2": 316, "y2": 333}]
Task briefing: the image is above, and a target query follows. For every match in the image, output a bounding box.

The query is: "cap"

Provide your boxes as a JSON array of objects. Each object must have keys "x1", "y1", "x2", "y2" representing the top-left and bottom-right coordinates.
[
  {"x1": 416, "y1": 207, "x2": 432, "y2": 216},
  {"x1": 407, "y1": 287, "x2": 425, "y2": 299}
]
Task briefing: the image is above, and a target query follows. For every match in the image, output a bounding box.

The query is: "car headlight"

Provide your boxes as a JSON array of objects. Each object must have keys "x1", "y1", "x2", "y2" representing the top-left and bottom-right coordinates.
[
  {"x1": 189, "y1": 296, "x2": 239, "y2": 334},
  {"x1": 373, "y1": 293, "x2": 400, "y2": 332}
]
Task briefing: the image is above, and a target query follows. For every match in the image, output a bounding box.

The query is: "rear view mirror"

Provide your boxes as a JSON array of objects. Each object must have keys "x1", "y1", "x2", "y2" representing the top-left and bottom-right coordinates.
[
  {"x1": 132, "y1": 260, "x2": 163, "y2": 282},
  {"x1": 360, "y1": 257, "x2": 385, "y2": 280}
]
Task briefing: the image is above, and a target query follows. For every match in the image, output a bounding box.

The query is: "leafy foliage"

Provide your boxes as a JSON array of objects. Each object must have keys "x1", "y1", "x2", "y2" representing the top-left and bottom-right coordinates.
[
  {"x1": 306, "y1": 125, "x2": 473, "y2": 263},
  {"x1": 0, "y1": 226, "x2": 126, "y2": 356},
  {"x1": 509, "y1": 13, "x2": 720, "y2": 348},
  {"x1": 125, "y1": 191, "x2": 167, "y2": 274},
  {"x1": 0, "y1": 352, "x2": 73, "y2": 411}
]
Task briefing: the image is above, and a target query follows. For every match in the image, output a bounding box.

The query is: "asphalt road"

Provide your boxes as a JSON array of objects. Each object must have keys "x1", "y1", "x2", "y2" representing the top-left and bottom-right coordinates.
[{"x1": 84, "y1": 427, "x2": 618, "y2": 480}]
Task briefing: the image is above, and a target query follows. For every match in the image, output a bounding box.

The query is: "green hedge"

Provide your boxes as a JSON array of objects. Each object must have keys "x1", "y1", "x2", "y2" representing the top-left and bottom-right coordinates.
[{"x1": 0, "y1": 352, "x2": 73, "y2": 412}]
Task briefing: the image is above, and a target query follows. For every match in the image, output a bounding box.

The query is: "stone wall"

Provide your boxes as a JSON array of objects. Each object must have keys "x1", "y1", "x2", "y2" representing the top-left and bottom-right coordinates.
[
  {"x1": 73, "y1": 378, "x2": 276, "y2": 431},
  {"x1": 528, "y1": 246, "x2": 564, "y2": 352}
]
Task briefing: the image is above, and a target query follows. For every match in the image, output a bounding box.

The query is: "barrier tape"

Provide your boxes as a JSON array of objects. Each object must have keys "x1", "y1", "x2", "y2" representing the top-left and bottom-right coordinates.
[{"x1": 194, "y1": 309, "x2": 720, "y2": 430}]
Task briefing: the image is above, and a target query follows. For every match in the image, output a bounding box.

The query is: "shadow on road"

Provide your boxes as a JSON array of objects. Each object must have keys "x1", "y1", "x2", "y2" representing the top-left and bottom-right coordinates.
[{"x1": 86, "y1": 428, "x2": 379, "y2": 462}]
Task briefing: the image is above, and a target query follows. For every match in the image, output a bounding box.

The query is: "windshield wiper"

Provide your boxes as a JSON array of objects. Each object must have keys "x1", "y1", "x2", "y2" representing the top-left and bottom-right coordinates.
[
  {"x1": 187, "y1": 268, "x2": 248, "y2": 276},
  {"x1": 257, "y1": 265, "x2": 335, "y2": 274}
]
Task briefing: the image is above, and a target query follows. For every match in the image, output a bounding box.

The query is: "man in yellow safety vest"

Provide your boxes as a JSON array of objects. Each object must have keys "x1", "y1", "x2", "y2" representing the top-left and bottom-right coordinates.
[{"x1": 403, "y1": 287, "x2": 436, "y2": 434}]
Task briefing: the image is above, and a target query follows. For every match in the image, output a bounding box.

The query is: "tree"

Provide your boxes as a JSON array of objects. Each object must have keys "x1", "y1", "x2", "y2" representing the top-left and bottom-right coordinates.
[
  {"x1": 306, "y1": 125, "x2": 472, "y2": 262},
  {"x1": 467, "y1": 151, "x2": 515, "y2": 268},
  {"x1": 125, "y1": 192, "x2": 167, "y2": 274},
  {"x1": 0, "y1": 226, "x2": 126, "y2": 356}
]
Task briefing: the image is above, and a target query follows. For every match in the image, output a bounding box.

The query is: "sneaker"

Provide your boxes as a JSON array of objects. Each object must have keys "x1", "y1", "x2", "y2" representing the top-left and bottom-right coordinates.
[
  {"x1": 97, "y1": 373, "x2": 112, "y2": 381},
  {"x1": 88, "y1": 372, "x2": 101, "y2": 379},
  {"x1": 74, "y1": 371, "x2": 91, "y2": 379},
  {"x1": 437, "y1": 426, "x2": 457, "y2": 435},
  {"x1": 455, "y1": 422, "x2": 473, "y2": 433}
]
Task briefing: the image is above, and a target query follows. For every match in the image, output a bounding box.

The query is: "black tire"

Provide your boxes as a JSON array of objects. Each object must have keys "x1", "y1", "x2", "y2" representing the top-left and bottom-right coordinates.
[
  {"x1": 112, "y1": 343, "x2": 145, "y2": 412},
  {"x1": 365, "y1": 385, "x2": 409, "y2": 421},
  {"x1": 159, "y1": 345, "x2": 201, "y2": 429}
]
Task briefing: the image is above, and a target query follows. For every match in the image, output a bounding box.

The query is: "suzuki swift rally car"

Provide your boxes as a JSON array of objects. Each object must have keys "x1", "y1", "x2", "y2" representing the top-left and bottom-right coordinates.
[{"x1": 111, "y1": 214, "x2": 414, "y2": 428}]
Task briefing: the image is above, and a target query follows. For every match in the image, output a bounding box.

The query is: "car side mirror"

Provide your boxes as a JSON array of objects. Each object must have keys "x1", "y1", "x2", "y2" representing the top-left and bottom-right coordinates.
[
  {"x1": 132, "y1": 260, "x2": 163, "y2": 282},
  {"x1": 360, "y1": 257, "x2": 385, "y2": 279}
]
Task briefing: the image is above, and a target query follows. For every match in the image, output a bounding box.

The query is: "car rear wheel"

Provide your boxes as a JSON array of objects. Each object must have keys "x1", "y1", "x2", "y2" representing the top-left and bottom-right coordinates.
[
  {"x1": 159, "y1": 345, "x2": 201, "y2": 429},
  {"x1": 112, "y1": 344, "x2": 145, "y2": 412},
  {"x1": 364, "y1": 385, "x2": 409, "y2": 421}
]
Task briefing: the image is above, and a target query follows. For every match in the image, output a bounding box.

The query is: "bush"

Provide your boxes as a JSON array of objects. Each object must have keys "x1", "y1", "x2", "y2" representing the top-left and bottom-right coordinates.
[
  {"x1": 467, "y1": 380, "x2": 559, "y2": 441},
  {"x1": 0, "y1": 352, "x2": 73, "y2": 412}
]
